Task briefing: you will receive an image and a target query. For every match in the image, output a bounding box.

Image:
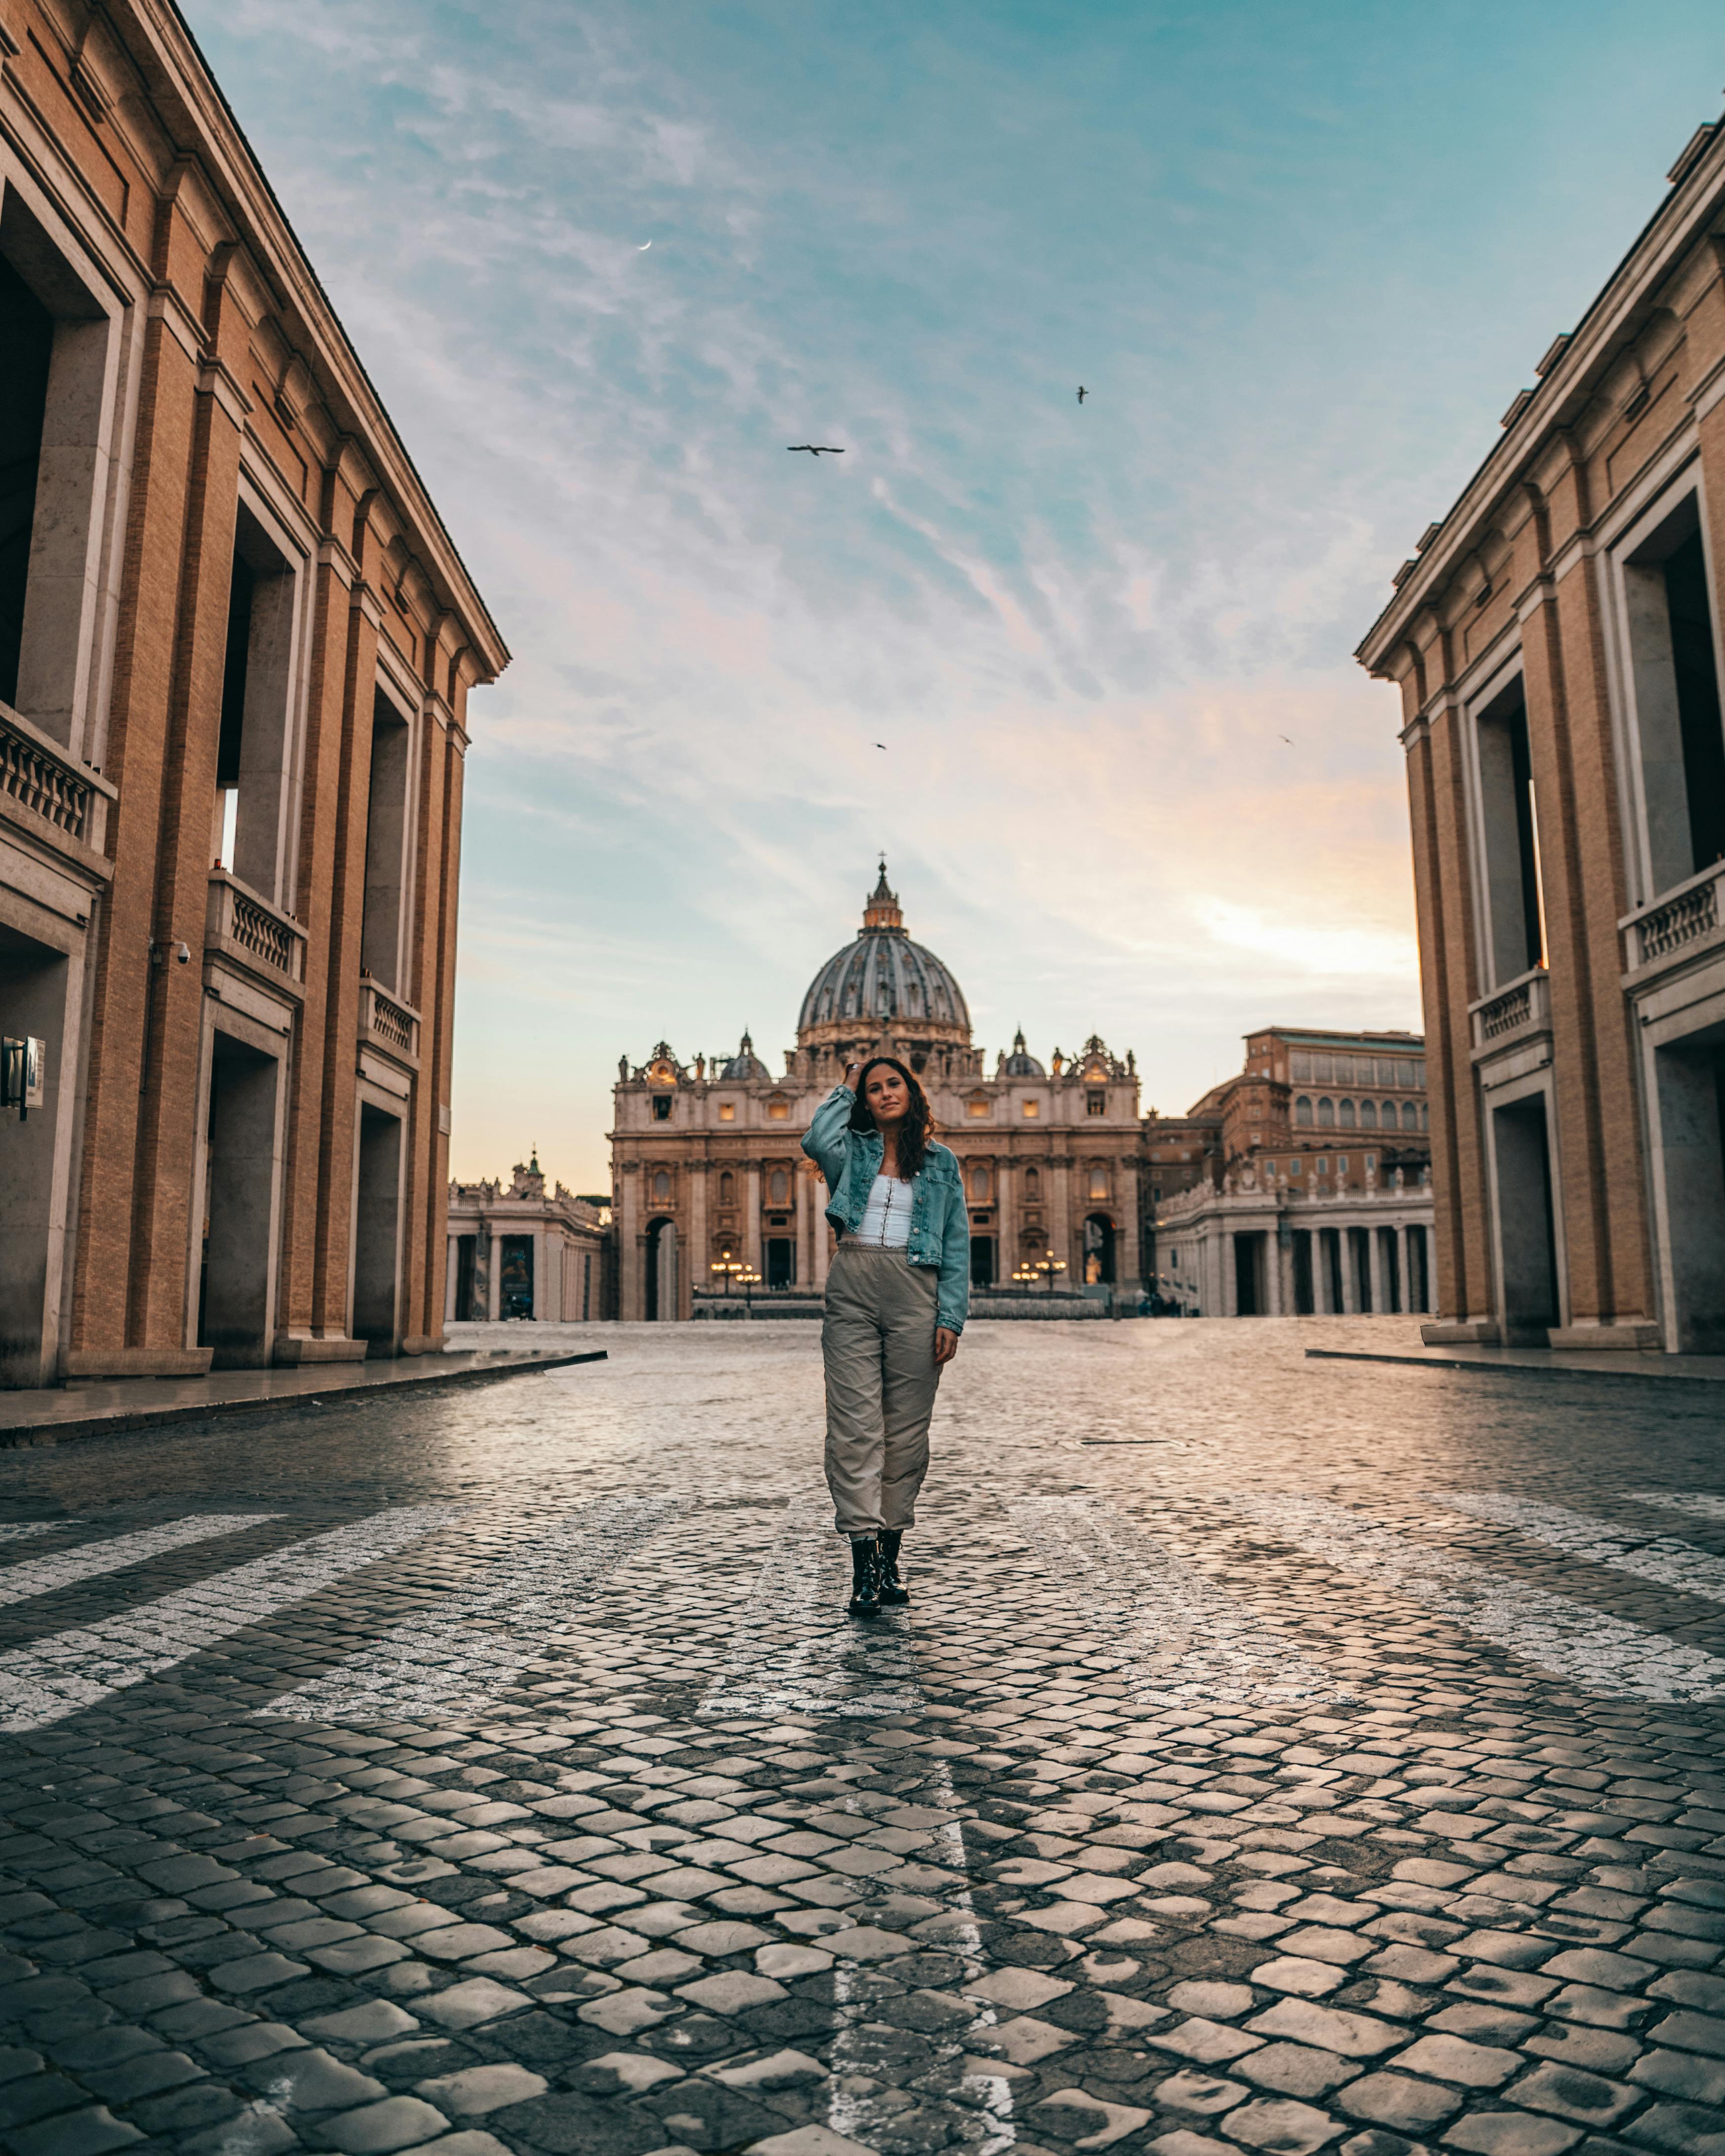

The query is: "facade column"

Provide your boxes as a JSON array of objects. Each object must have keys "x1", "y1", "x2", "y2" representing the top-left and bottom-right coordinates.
[
  {"x1": 688, "y1": 1162, "x2": 709, "y2": 1315},
  {"x1": 617, "y1": 1171, "x2": 641, "y2": 1321},
  {"x1": 1223, "y1": 1231, "x2": 1239, "y2": 1316},
  {"x1": 444, "y1": 1240, "x2": 458, "y2": 1323},
  {"x1": 485, "y1": 1215, "x2": 501, "y2": 1320},
  {"x1": 996, "y1": 1159, "x2": 1014, "y2": 1281},
  {"x1": 1369, "y1": 1224, "x2": 1387, "y2": 1315},
  {"x1": 1313, "y1": 1229, "x2": 1332, "y2": 1313},
  {"x1": 795, "y1": 1164, "x2": 813, "y2": 1288},
  {"x1": 745, "y1": 1163, "x2": 763, "y2": 1276},
  {"x1": 1264, "y1": 1224, "x2": 1283, "y2": 1315},
  {"x1": 1119, "y1": 1155, "x2": 1142, "y2": 1290},
  {"x1": 1395, "y1": 1224, "x2": 1411, "y2": 1315},
  {"x1": 1340, "y1": 1226, "x2": 1359, "y2": 1312},
  {"x1": 814, "y1": 1190, "x2": 832, "y2": 1289},
  {"x1": 1051, "y1": 1155, "x2": 1073, "y2": 1277}
]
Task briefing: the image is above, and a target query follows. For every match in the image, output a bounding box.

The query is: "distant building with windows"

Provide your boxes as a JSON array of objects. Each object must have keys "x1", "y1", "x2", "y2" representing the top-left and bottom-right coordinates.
[
  {"x1": 1143, "y1": 1026, "x2": 1434, "y2": 1316},
  {"x1": 446, "y1": 1157, "x2": 611, "y2": 1323},
  {"x1": 608, "y1": 865, "x2": 1146, "y2": 1320},
  {"x1": 1357, "y1": 110, "x2": 1725, "y2": 1353}
]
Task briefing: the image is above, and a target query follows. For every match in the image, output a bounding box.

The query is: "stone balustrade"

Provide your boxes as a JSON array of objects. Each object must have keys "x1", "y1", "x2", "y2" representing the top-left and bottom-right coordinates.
[
  {"x1": 205, "y1": 871, "x2": 306, "y2": 984},
  {"x1": 0, "y1": 699, "x2": 115, "y2": 852},
  {"x1": 1468, "y1": 963, "x2": 1551, "y2": 1050},
  {"x1": 1622, "y1": 861, "x2": 1724, "y2": 973},
  {"x1": 359, "y1": 975, "x2": 420, "y2": 1063}
]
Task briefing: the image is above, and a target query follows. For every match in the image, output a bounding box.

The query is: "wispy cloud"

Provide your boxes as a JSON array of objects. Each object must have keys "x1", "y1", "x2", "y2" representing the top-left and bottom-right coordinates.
[{"x1": 185, "y1": 0, "x2": 1723, "y2": 1179}]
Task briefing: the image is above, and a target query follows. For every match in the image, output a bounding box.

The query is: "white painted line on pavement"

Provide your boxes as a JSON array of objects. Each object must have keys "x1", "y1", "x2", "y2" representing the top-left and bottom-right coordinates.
[
  {"x1": 700, "y1": 1503, "x2": 921, "y2": 1718},
  {"x1": 1234, "y1": 1494, "x2": 1725, "y2": 1700},
  {"x1": 1632, "y1": 1491, "x2": 1725, "y2": 1522},
  {"x1": 0, "y1": 1514, "x2": 276, "y2": 1608},
  {"x1": 0, "y1": 1506, "x2": 456, "y2": 1732},
  {"x1": 262, "y1": 1496, "x2": 679, "y2": 1722},
  {"x1": 0, "y1": 1524, "x2": 79, "y2": 1544},
  {"x1": 1005, "y1": 1494, "x2": 1343, "y2": 1704},
  {"x1": 1435, "y1": 1492, "x2": 1725, "y2": 1605},
  {"x1": 828, "y1": 1751, "x2": 1013, "y2": 2156}
]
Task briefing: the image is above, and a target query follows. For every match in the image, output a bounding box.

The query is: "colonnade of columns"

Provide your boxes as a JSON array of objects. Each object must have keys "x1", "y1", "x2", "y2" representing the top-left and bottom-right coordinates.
[{"x1": 1213, "y1": 1221, "x2": 1430, "y2": 1317}]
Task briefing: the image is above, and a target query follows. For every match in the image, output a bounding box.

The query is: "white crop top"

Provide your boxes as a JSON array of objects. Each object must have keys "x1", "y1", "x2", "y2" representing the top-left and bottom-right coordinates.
[{"x1": 852, "y1": 1173, "x2": 912, "y2": 1248}]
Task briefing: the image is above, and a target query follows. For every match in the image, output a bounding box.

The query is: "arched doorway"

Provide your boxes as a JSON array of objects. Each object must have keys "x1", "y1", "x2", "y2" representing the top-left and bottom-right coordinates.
[
  {"x1": 1083, "y1": 1213, "x2": 1116, "y2": 1286},
  {"x1": 644, "y1": 1215, "x2": 678, "y2": 1321}
]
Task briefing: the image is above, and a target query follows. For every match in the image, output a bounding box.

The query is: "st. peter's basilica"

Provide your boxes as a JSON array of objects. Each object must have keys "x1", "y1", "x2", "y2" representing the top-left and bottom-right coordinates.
[{"x1": 609, "y1": 866, "x2": 1144, "y2": 1321}]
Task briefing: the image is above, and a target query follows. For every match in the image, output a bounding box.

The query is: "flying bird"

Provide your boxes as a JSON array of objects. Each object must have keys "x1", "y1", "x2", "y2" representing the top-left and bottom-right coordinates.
[
  {"x1": 787, "y1": 445, "x2": 845, "y2": 456},
  {"x1": 875, "y1": 743, "x2": 887, "y2": 749},
  {"x1": 1280, "y1": 735, "x2": 1294, "y2": 745},
  {"x1": 1077, "y1": 386, "x2": 1087, "y2": 403}
]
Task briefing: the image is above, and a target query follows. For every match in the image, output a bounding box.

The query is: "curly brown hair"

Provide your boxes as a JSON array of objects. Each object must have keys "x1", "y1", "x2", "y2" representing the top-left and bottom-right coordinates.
[{"x1": 848, "y1": 1056, "x2": 935, "y2": 1180}]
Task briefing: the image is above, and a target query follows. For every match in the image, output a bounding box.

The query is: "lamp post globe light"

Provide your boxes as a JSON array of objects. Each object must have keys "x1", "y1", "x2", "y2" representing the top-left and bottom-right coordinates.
[
  {"x1": 710, "y1": 1251, "x2": 744, "y2": 1297},
  {"x1": 1035, "y1": 1248, "x2": 1067, "y2": 1293}
]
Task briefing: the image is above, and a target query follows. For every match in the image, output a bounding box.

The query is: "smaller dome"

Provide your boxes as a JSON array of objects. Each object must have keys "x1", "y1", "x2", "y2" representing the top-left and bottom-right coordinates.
[
  {"x1": 1000, "y1": 1027, "x2": 1045, "y2": 1078},
  {"x1": 719, "y1": 1029, "x2": 769, "y2": 1081}
]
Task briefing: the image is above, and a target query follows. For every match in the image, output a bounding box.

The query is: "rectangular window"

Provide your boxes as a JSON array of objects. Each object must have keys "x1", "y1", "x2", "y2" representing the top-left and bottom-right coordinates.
[
  {"x1": 0, "y1": 195, "x2": 113, "y2": 747},
  {"x1": 1289, "y1": 1158, "x2": 1301, "y2": 1176},
  {"x1": 214, "y1": 502, "x2": 299, "y2": 901},
  {"x1": 652, "y1": 1096, "x2": 672, "y2": 1121},
  {"x1": 1291, "y1": 1053, "x2": 1312, "y2": 1082},
  {"x1": 718, "y1": 1102, "x2": 735, "y2": 1121},
  {"x1": 1087, "y1": 1092, "x2": 1105, "y2": 1115},
  {"x1": 767, "y1": 1100, "x2": 789, "y2": 1119},
  {"x1": 0, "y1": 256, "x2": 54, "y2": 709},
  {"x1": 1623, "y1": 494, "x2": 1725, "y2": 891},
  {"x1": 362, "y1": 692, "x2": 412, "y2": 991},
  {"x1": 968, "y1": 1098, "x2": 990, "y2": 1116},
  {"x1": 1022, "y1": 1100, "x2": 1039, "y2": 1117},
  {"x1": 1475, "y1": 676, "x2": 1547, "y2": 985}
]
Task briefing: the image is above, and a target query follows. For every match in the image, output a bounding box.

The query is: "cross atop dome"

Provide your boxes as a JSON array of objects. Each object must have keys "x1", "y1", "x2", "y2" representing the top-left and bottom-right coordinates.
[{"x1": 862, "y1": 858, "x2": 903, "y2": 933}]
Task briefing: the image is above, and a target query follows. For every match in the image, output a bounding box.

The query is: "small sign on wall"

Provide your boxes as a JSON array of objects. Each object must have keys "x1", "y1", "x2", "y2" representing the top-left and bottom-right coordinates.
[{"x1": 0, "y1": 1037, "x2": 46, "y2": 1120}]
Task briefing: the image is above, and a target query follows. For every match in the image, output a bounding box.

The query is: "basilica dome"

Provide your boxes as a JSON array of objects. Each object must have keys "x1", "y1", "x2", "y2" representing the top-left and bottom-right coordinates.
[{"x1": 796, "y1": 864, "x2": 971, "y2": 1052}]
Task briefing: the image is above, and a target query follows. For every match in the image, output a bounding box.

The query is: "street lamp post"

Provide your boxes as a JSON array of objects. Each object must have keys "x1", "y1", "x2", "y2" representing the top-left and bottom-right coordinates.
[
  {"x1": 710, "y1": 1252, "x2": 744, "y2": 1298},
  {"x1": 738, "y1": 1267, "x2": 762, "y2": 1311},
  {"x1": 1035, "y1": 1248, "x2": 1067, "y2": 1293}
]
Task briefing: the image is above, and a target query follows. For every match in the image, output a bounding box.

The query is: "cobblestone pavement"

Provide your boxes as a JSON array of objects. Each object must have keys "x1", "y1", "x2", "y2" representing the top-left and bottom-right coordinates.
[{"x1": 0, "y1": 1315, "x2": 1722, "y2": 2156}]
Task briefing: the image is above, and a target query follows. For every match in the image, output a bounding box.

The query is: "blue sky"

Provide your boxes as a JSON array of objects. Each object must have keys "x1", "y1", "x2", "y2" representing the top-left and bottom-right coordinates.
[{"x1": 188, "y1": 0, "x2": 1725, "y2": 1185}]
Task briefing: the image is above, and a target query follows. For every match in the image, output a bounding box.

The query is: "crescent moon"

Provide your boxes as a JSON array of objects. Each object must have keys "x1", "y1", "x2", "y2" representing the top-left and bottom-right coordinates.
[{"x1": 638, "y1": 240, "x2": 652, "y2": 250}]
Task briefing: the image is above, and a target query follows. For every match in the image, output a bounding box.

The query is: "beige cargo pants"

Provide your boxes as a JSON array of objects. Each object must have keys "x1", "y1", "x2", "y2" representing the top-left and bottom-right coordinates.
[{"x1": 822, "y1": 1245, "x2": 942, "y2": 1535}]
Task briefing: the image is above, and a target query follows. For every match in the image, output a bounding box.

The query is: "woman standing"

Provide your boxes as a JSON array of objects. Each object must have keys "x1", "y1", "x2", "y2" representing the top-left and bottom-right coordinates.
[{"x1": 801, "y1": 1056, "x2": 969, "y2": 1616}]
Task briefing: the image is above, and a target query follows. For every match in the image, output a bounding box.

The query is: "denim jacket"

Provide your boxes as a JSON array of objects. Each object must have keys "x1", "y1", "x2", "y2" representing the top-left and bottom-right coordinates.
[{"x1": 801, "y1": 1085, "x2": 970, "y2": 1333}]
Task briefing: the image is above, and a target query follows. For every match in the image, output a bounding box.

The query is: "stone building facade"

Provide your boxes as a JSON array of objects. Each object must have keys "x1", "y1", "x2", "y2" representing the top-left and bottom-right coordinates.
[
  {"x1": 0, "y1": 0, "x2": 505, "y2": 1383},
  {"x1": 445, "y1": 1157, "x2": 610, "y2": 1324},
  {"x1": 1157, "y1": 1168, "x2": 1434, "y2": 1319},
  {"x1": 1358, "y1": 112, "x2": 1725, "y2": 1353},
  {"x1": 609, "y1": 867, "x2": 1145, "y2": 1321},
  {"x1": 1141, "y1": 1027, "x2": 1434, "y2": 1312}
]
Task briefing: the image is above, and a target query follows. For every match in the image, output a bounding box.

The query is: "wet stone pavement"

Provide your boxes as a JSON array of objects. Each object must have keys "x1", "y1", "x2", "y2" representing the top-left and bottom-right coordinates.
[{"x1": 0, "y1": 1317, "x2": 1721, "y2": 2156}]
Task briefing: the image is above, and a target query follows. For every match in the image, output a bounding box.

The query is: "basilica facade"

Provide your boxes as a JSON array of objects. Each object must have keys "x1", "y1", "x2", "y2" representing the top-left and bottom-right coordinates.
[{"x1": 610, "y1": 867, "x2": 1143, "y2": 1321}]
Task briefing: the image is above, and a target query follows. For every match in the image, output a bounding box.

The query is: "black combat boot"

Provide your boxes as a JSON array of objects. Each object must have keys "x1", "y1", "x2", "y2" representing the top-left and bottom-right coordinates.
[
  {"x1": 847, "y1": 1535, "x2": 882, "y2": 1617},
  {"x1": 877, "y1": 1529, "x2": 909, "y2": 1607}
]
